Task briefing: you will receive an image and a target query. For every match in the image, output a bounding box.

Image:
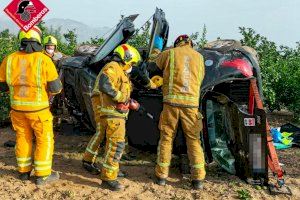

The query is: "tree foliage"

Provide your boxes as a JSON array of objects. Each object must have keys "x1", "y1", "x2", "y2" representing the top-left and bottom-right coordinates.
[
  {"x1": 83, "y1": 37, "x2": 105, "y2": 46},
  {"x1": 0, "y1": 29, "x2": 19, "y2": 63},
  {"x1": 239, "y1": 27, "x2": 300, "y2": 120},
  {"x1": 190, "y1": 24, "x2": 208, "y2": 49},
  {"x1": 0, "y1": 30, "x2": 17, "y2": 122},
  {"x1": 128, "y1": 21, "x2": 151, "y2": 48}
]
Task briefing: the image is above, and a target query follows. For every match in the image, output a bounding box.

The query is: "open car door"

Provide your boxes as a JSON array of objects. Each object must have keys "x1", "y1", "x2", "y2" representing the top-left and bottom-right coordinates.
[
  {"x1": 126, "y1": 8, "x2": 172, "y2": 151},
  {"x1": 89, "y1": 14, "x2": 139, "y2": 66}
]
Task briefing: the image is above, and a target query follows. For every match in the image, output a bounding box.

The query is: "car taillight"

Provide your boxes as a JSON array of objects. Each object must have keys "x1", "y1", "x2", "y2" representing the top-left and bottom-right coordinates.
[{"x1": 220, "y1": 58, "x2": 253, "y2": 77}]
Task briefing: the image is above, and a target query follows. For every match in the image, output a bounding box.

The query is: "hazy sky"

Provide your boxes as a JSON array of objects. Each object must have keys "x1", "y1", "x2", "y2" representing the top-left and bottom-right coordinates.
[{"x1": 1, "y1": 0, "x2": 299, "y2": 46}]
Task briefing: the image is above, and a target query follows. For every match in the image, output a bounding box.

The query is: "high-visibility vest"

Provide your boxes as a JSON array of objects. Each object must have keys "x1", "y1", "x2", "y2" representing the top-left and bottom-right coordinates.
[
  {"x1": 161, "y1": 46, "x2": 205, "y2": 107},
  {"x1": 5, "y1": 52, "x2": 58, "y2": 111}
]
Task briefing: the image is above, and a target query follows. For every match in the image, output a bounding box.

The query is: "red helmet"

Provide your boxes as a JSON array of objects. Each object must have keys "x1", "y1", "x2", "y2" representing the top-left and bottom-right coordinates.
[{"x1": 174, "y1": 34, "x2": 193, "y2": 47}]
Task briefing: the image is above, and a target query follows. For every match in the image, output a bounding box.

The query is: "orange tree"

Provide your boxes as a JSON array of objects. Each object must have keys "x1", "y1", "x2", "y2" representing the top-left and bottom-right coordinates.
[
  {"x1": 0, "y1": 29, "x2": 18, "y2": 124},
  {"x1": 240, "y1": 27, "x2": 300, "y2": 121}
]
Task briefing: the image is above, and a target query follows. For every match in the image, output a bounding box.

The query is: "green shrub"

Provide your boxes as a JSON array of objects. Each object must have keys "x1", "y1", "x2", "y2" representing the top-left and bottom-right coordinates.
[{"x1": 240, "y1": 27, "x2": 300, "y2": 121}]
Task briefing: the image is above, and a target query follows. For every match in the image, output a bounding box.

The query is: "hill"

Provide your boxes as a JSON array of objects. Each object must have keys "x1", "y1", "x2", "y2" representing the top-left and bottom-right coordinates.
[{"x1": 0, "y1": 18, "x2": 110, "y2": 42}]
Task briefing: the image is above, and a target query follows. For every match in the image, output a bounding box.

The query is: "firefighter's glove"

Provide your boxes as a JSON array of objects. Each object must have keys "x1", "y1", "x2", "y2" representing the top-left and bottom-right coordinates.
[
  {"x1": 116, "y1": 102, "x2": 130, "y2": 113},
  {"x1": 150, "y1": 75, "x2": 163, "y2": 88},
  {"x1": 146, "y1": 80, "x2": 158, "y2": 89},
  {"x1": 139, "y1": 63, "x2": 152, "y2": 87},
  {"x1": 129, "y1": 99, "x2": 140, "y2": 111},
  {"x1": 154, "y1": 35, "x2": 163, "y2": 51}
]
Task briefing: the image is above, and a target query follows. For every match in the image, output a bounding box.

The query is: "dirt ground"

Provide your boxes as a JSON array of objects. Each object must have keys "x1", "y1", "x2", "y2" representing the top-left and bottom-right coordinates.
[{"x1": 0, "y1": 113, "x2": 299, "y2": 200}]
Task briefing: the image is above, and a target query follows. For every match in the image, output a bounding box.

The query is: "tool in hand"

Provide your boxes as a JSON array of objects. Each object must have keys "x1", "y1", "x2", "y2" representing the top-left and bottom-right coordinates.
[{"x1": 116, "y1": 99, "x2": 154, "y2": 119}]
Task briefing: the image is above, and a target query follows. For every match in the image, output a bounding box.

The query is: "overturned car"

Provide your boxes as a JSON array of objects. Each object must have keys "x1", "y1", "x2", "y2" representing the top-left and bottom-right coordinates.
[{"x1": 53, "y1": 8, "x2": 290, "y2": 194}]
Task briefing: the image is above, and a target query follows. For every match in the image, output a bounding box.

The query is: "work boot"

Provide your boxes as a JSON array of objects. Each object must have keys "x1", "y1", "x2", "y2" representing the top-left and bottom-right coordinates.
[
  {"x1": 101, "y1": 180, "x2": 125, "y2": 191},
  {"x1": 192, "y1": 180, "x2": 203, "y2": 190},
  {"x1": 19, "y1": 172, "x2": 31, "y2": 181},
  {"x1": 82, "y1": 160, "x2": 101, "y2": 175},
  {"x1": 36, "y1": 172, "x2": 60, "y2": 186},
  {"x1": 154, "y1": 175, "x2": 166, "y2": 186}
]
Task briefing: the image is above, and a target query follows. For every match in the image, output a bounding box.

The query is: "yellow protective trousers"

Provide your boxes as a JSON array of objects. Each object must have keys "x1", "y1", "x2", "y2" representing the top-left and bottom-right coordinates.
[
  {"x1": 83, "y1": 114, "x2": 105, "y2": 163},
  {"x1": 83, "y1": 117, "x2": 126, "y2": 181},
  {"x1": 10, "y1": 108, "x2": 54, "y2": 177},
  {"x1": 155, "y1": 104, "x2": 206, "y2": 180}
]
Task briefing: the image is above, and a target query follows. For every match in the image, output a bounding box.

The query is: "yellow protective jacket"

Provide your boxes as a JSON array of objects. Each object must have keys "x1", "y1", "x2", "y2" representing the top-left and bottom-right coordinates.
[
  {"x1": 0, "y1": 51, "x2": 62, "y2": 112},
  {"x1": 151, "y1": 45, "x2": 205, "y2": 107},
  {"x1": 92, "y1": 61, "x2": 132, "y2": 118}
]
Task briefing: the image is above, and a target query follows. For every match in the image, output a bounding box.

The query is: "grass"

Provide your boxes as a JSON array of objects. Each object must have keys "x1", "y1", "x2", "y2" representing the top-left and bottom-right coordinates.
[{"x1": 237, "y1": 189, "x2": 252, "y2": 200}]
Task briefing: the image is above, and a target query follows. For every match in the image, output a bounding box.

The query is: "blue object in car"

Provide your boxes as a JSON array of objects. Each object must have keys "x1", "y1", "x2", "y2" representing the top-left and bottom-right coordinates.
[{"x1": 153, "y1": 35, "x2": 163, "y2": 51}]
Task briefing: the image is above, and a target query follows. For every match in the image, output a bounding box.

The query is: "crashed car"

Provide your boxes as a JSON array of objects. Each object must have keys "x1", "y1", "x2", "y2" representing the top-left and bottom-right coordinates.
[{"x1": 53, "y1": 8, "x2": 290, "y2": 194}]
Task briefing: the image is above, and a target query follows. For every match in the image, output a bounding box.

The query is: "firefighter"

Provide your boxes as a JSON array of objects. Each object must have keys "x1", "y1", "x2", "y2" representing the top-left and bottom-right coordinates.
[
  {"x1": 0, "y1": 26, "x2": 62, "y2": 185},
  {"x1": 142, "y1": 35, "x2": 206, "y2": 189},
  {"x1": 82, "y1": 44, "x2": 141, "y2": 191},
  {"x1": 43, "y1": 35, "x2": 63, "y2": 65}
]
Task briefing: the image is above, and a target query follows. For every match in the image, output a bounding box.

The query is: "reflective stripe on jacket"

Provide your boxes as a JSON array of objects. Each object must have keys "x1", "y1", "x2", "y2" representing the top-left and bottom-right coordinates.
[
  {"x1": 92, "y1": 61, "x2": 132, "y2": 118},
  {"x1": 0, "y1": 51, "x2": 61, "y2": 111},
  {"x1": 152, "y1": 45, "x2": 205, "y2": 107}
]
